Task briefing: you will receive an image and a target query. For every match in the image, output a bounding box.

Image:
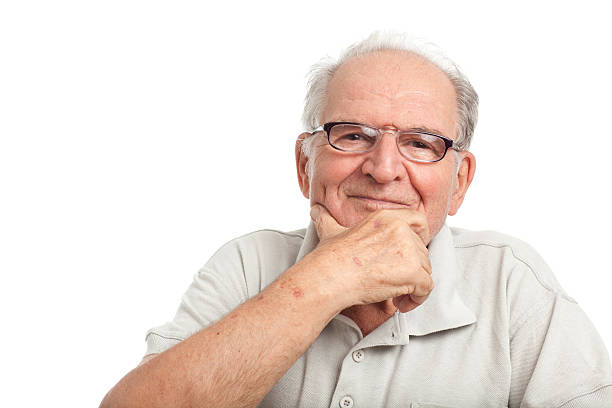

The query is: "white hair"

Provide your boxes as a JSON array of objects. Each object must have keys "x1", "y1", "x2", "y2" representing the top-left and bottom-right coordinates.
[{"x1": 300, "y1": 31, "x2": 479, "y2": 161}]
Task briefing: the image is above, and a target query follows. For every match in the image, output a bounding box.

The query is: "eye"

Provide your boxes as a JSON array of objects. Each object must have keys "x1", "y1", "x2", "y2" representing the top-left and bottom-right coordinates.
[
  {"x1": 339, "y1": 133, "x2": 368, "y2": 141},
  {"x1": 333, "y1": 131, "x2": 376, "y2": 145},
  {"x1": 404, "y1": 140, "x2": 434, "y2": 150},
  {"x1": 329, "y1": 124, "x2": 378, "y2": 150}
]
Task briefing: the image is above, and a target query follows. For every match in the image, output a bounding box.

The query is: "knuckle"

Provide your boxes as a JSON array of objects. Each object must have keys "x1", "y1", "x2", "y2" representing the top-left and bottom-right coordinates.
[
  {"x1": 423, "y1": 275, "x2": 434, "y2": 290},
  {"x1": 414, "y1": 278, "x2": 433, "y2": 296},
  {"x1": 422, "y1": 259, "x2": 432, "y2": 274},
  {"x1": 372, "y1": 208, "x2": 388, "y2": 219},
  {"x1": 410, "y1": 293, "x2": 428, "y2": 305},
  {"x1": 409, "y1": 209, "x2": 426, "y2": 225},
  {"x1": 390, "y1": 217, "x2": 409, "y2": 233}
]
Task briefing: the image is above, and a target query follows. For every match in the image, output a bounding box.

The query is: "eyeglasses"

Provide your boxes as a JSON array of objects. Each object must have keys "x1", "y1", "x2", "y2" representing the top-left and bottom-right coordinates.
[{"x1": 311, "y1": 121, "x2": 460, "y2": 163}]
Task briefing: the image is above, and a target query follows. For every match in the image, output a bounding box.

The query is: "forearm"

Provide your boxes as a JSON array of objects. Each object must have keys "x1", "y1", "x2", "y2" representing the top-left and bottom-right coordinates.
[{"x1": 100, "y1": 262, "x2": 343, "y2": 408}]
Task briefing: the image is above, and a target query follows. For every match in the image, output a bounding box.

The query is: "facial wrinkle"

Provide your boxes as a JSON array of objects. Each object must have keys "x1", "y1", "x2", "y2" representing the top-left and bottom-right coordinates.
[{"x1": 342, "y1": 176, "x2": 420, "y2": 208}]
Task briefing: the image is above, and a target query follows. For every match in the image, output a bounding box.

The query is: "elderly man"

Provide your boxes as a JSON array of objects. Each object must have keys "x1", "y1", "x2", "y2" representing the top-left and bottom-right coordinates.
[{"x1": 101, "y1": 33, "x2": 612, "y2": 407}]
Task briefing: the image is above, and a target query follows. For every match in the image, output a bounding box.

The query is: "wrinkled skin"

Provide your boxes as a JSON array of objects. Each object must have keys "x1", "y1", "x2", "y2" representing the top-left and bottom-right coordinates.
[{"x1": 295, "y1": 50, "x2": 476, "y2": 333}]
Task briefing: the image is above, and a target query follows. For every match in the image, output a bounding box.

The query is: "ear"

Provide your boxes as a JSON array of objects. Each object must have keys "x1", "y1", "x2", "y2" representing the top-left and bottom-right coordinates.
[
  {"x1": 295, "y1": 132, "x2": 311, "y2": 199},
  {"x1": 448, "y1": 151, "x2": 476, "y2": 216}
]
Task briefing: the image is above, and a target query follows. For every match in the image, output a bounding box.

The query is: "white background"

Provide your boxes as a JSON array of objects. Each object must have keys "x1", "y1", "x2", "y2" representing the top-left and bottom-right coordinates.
[{"x1": 1, "y1": 1, "x2": 611, "y2": 406}]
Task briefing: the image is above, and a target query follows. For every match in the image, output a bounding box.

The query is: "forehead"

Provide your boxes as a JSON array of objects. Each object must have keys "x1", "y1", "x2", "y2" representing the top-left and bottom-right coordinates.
[{"x1": 323, "y1": 50, "x2": 458, "y2": 138}]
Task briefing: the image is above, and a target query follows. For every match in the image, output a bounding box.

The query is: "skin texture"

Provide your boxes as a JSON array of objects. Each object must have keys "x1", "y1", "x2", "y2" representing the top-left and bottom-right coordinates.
[
  {"x1": 310, "y1": 204, "x2": 434, "y2": 314},
  {"x1": 100, "y1": 49, "x2": 476, "y2": 408},
  {"x1": 297, "y1": 50, "x2": 474, "y2": 235},
  {"x1": 296, "y1": 50, "x2": 475, "y2": 334}
]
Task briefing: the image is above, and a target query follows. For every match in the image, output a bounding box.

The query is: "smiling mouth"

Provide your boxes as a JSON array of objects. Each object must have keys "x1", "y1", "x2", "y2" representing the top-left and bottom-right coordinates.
[{"x1": 348, "y1": 195, "x2": 411, "y2": 210}]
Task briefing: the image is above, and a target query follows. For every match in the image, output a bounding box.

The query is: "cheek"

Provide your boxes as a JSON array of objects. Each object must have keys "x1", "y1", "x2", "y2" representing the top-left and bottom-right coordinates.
[
  {"x1": 412, "y1": 167, "x2": 455, "y2": 234},
  {"x1": 308, "y1": 154, "x2": 364, "y2": 224},
  {"x1": 413, "y1": 162, "x2": 455, "y2": 203},
  {"x1": 310, "y1": 153, "x2": 357, "y2": 194}
]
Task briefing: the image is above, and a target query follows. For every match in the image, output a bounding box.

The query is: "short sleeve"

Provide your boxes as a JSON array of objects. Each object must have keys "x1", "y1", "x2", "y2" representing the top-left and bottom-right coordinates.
[
  {"x1": 144, "y1": 237, "x2": 254, "y2": 356},
  {"x1": 510, "y1": 293, "x2": 612, "y2": 407},
  {"x1": 143, "y1": 229, "x2": 305, "y2": 357}
]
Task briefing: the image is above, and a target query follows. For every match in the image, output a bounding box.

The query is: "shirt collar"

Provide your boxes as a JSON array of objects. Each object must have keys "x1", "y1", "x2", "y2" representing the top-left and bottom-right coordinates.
[
  {"x1": 402, "y1": 223, "x2": 476, "y2": 337},
  {"x1": 295, "y1": 221, "x2": 476, "y2": 342},
  {"x1": 295, "y1": 221, "x2": 319, "y2": 264}
]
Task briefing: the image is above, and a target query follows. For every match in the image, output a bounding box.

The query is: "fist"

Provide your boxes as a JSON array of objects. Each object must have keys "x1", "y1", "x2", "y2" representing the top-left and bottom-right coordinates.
[{"x1": 309, "y1": 204, "x2": 434, "y2": 313}]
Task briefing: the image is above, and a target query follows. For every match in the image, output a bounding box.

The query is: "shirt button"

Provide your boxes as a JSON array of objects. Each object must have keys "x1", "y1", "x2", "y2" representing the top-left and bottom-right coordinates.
[
  {"x1": 339, "y1": 396, "x2": 354, "y2": 407},
  {"x1": 352, "y1": 349, "x2": 365, "y2": 363}
]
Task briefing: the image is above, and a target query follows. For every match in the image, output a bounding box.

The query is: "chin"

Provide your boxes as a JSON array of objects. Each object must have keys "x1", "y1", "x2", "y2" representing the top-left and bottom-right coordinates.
[{"x1": 336, "y1": 208, "x2": 372, "y2": 229}]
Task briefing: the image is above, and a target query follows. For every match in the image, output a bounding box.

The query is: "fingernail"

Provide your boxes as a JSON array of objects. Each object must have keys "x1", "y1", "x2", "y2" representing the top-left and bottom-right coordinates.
[{"x1": 310, "y1": 205, "x2": 320, "y2": 221}]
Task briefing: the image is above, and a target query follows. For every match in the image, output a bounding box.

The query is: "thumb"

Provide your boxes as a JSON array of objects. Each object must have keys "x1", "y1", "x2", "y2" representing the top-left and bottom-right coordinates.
[{"x1": 310, "y1": 204, "x2": 346, "y2": 242}]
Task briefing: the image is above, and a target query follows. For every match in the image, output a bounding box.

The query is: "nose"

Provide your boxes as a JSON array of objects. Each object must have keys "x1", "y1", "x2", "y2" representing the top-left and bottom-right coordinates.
[{"x1": 361, "y1": 132, "x2": 408, "y2": 183}]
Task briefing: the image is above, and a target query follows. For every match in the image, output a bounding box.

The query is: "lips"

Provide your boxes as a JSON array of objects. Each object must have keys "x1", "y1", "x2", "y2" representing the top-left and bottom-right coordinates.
[{"x1": 348, "y1": 195, "x2": 412, "y2": 209}]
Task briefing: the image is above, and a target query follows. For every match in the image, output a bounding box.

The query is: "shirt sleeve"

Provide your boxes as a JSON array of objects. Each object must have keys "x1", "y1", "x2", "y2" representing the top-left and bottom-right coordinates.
[
  {"x1": 143, "y1": 236, "x2": 255, "y2": 357},
  {"x1": 142, "y1": 229, "x2": 304, "y2": 358},
  {"x1": 510, "y1": 292, "x2": 612, "y2": 407}
]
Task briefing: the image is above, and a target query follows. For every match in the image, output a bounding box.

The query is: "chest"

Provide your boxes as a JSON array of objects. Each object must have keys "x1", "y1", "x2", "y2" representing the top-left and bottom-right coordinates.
[{"x1": 260, "y1": 319, "x2": 511, "y2": 408}]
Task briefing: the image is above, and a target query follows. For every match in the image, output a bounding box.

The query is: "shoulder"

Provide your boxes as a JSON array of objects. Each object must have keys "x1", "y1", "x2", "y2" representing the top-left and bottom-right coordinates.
[
  {"x1": 238, "y1": 228, "x2": 307, "y2": 243},
  {"x1": 202, "y1": 228, "x2": 307, "y2": 293},
  {"x1": 451, "y1": 226, "x2": 543, "y2": 259},
  {"x1": 449, "y1": 227, "x2": 572, "y2": 301},
  {"x1": 211, "y1": 228, "x2": 306, "y2": 258}
]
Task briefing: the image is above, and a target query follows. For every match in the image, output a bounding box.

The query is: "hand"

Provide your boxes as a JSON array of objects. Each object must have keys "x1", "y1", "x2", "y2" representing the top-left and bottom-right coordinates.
[{"x1": 308, "y1": 204, "x2": 434, "y2": 313}]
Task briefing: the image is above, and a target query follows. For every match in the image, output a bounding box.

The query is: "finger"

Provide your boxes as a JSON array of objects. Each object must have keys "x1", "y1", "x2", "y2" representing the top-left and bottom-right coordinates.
[
  {"x1": 394, "y1": 293, "x2": 429, "y2": 313},
  {"x1": 382, "y1": 209, "x2": 429, "y2": 245},
  {"x1": 407, "y1": 217, "x2": 430, "y2": 246},
  {"x1": 414, "y1": 240, "x2": 429, "y2": 258},
  {"x1": 421, "y1": 258, "x2": 432, "y2": 275},
  {"x1": 413, "y1": 276, "x2": 434, "y2": 296},
  {"x1": 392, "y1": 209, "x2": 430, "y2": 245},
  {"x1": 410, "y1": 293, "x2": 430, "y2": 305},
  {"x1": 392, "y1": 294, "x2": 407, "y2": 309},
  {"x1": 393, "y1": 294, "x2": 419, "y2": 313},
  {"x1": 310, "y1": 204, "x2": 346, "y2": 242}
]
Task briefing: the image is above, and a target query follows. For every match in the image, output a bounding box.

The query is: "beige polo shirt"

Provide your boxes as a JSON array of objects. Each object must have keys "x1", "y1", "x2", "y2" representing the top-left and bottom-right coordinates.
[{"x1": 145, "y1": 224, "x2": 612, "y2": 407}]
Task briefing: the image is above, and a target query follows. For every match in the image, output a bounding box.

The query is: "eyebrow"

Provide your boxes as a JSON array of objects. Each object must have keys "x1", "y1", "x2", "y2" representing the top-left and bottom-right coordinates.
[
  {"x1": 329, "y1": 119, "x2": 446, "y2": 138},
  {"x1": 406, "y1": 126, "x2": 445, "y2": 137},
  {"x1": 356, "y1": 121, "x2": 446, "y2": 137}
]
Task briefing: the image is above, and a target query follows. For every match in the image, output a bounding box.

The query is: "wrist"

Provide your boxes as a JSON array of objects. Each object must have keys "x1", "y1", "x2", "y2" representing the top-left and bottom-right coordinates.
[{"x1": 286, "y1": 250, "x2": 355, "y2": 315}]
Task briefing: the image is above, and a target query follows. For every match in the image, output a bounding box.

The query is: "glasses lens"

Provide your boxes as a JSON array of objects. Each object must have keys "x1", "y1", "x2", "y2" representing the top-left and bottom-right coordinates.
[
  {"x1": 329, "y1": 124, "x2": 377, "y2": 151},
  {"x1": 398, "y1": 133, "x2": 447, "y2": 162}
]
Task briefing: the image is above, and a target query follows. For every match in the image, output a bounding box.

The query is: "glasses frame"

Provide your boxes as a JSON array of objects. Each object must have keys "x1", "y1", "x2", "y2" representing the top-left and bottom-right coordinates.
[{"x1": 312, "y1": 121, "x2": 460, "y2": 163}]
